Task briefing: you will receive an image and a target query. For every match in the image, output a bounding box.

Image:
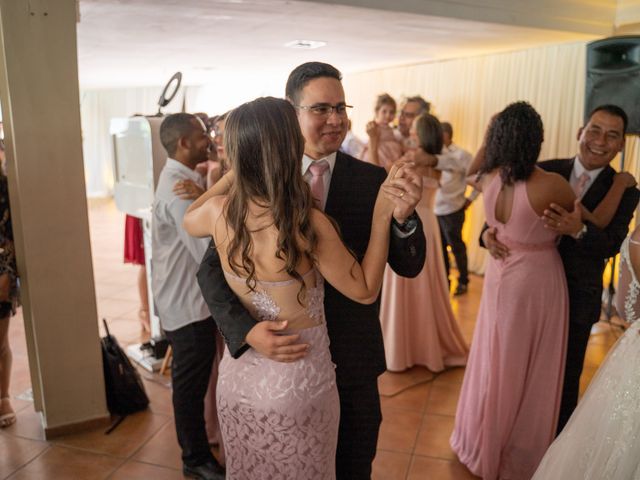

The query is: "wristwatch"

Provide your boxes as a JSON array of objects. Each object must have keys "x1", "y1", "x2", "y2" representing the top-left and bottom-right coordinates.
[
  {"x1": 392, "y1": 212, "x2": 419, "y2": 234},
  {"x1": 573, "y1": 223, "x2": 588, "y2": 240}
]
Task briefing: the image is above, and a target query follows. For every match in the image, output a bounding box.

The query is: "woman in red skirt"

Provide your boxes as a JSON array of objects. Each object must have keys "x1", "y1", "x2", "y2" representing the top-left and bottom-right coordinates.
[{"x1": 124, "y1": 214, "x2": 150, "y2": 332}]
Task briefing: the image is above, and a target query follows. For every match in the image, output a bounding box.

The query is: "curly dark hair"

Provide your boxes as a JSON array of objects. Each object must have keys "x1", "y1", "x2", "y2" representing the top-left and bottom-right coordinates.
[{"x1": 479, "y1": 102, "x2": 544, "y2": 185}]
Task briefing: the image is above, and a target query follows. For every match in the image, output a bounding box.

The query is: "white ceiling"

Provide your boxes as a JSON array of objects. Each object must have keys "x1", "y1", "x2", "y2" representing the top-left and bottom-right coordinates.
[{"x1": 77, "y1": 0, "x2": 603, "y2": 89}]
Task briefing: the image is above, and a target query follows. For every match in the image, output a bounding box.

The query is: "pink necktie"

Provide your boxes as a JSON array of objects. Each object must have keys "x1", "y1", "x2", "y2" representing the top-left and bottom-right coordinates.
[
  {"x1": 309, "y1": 160, "x2": 330, "y2": 210},
  {"x1": 574, "y1": 172, "x2": 590, "y2": 198}
]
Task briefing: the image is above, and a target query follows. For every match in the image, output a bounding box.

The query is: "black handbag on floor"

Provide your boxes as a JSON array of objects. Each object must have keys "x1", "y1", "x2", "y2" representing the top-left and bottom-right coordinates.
[{"x1": 101, "y1": 319, "x2": 149, "y2": 418}]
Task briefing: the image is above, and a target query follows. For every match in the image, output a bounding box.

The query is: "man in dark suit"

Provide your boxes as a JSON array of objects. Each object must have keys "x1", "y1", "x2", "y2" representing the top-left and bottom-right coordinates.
[
  {"x1": 196, "y1": 62, "x2": 426, "y2": 479},
  {"x1": 483, "y1": 104, "x2": 639, "y2": 434}
]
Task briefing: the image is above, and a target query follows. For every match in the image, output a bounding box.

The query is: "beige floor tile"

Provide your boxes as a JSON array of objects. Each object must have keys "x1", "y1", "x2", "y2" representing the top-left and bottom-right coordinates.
[
  {"x1": 433, "y1": 367, "x2": 465, "y2": 386},
  {"x1": 3, "y1": 406, "x2": 46, "y2": 441},
  {"x1": 100, "y1": 318, "x2": 149, "y2": 346},
  {"x1": 53, "y1": 410, "x2": 171, "y2": 458},
  {"x1": 413, "y1": 414, "x2": 456, "y2": 460},
  {"x1": 407, "y1": 455, "x2": 480, "y2": 480},
  {"x1": 378, "y1": 367, "x2": 435, "y2": 397},
  {"x1": 425, "y1": 382, "x2": 461, "y2": 416},
  {"x1": 141, "y1": 376, "x2": 174, "y2": 417},
  {"x1": 109, "y1": 460, "x2": 183, "y2": 480},
  {"x1": 377, "y1": 407, "x2": 422, "y2": 454},
  {"x1": 379, "y1": 383, "x2": 430, "y2": 413},
  {"x1": 133, "y1": 421, "x2": 182, "y2": 470},
  {"x1": 372, "y1": 449, "x2": 411, "y2": 480},
  {"x1": 97, "y1": 298, "x2": 140, "y2": 321},
  {"x1": 7, "y1": 445, "x2": 123, "y2": 480},
  {"x1": 0, "y1": 434, "x2": 49, "y2": 478}
]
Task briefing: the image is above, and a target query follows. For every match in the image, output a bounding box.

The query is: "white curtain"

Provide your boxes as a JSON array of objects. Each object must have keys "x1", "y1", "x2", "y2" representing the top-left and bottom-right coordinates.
[{"x1": 343, "y1": 41, "x2": 589, "y2": 274}]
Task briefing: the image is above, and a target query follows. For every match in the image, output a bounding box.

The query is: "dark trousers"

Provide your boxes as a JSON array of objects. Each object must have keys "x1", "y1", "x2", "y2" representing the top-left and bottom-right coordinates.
[
  {"x1": 165, "y1": 317, "x2": 216, "y2": 467},
  {"x1": 335, "y1": 380, "x2": 382, "y2": 480},
  {"x1": 437, "y1": 207, "x2": 469, "y2": 286},
  {"x1": 556, "y1": 320, "x2": 592, "y2": 435}
]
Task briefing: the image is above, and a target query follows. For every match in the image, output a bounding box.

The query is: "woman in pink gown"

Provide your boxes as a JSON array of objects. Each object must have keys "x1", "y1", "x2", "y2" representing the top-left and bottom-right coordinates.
[
  {"x1": 380, "y1": 113, "x2": 468, "y2": 372},
  {"x1": 363, "y1": 93, "x2": 403, "y2": 171},
  {"x1": 450, "y1": 102, "x2": 575, "y2": 480}
]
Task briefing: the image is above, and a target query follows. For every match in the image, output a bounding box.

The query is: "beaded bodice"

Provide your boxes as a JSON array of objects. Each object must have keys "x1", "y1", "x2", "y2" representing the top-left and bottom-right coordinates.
[{"x1": 223, "y1": 267, "x2": 325, "y2": 331}]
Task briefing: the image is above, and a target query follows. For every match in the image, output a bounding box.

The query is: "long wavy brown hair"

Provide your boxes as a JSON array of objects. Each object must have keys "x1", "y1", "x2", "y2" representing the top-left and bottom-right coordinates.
[{"x1": 223, "y1": 97, "x2": 317, "y2": 300}]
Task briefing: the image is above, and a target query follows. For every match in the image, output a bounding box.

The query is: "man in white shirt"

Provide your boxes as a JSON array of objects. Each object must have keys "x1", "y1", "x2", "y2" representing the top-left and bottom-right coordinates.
[
  {"x1": 152, "y1": 113, "x2": 224, "y2": 480},
  {"x1": 434, "y1": 122, "x2": 474, "y2": 295}
]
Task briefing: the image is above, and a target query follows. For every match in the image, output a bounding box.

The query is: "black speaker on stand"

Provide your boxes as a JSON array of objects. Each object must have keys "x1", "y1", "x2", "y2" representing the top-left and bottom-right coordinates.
[{"x1": 586, "y1": 36, "x2": 640, "y2": 324}]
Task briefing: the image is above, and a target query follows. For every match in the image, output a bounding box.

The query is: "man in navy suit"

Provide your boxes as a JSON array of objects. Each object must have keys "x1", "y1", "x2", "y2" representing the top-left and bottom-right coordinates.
[
  {"x1": 483, "y1": 105, "x2": 639, "y2": 434},
  {"x1": 197, "y1": 62, "x2": 426, "y2": 479}
]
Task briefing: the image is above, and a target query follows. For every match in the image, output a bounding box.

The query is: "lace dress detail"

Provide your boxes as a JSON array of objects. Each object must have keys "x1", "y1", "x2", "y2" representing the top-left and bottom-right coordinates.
[
  {"x1": 218, "y1": 268, "x2": 339, "y2": 480},
  {"x1": 251, "y1": 290, "x2": 280, "y2": 322},
  {"x1": 533, "y1": 236, "x2": 640, "y2": 479},
  {"x1": 618, "y1": 236, "x2": 640, "y2": 324}
]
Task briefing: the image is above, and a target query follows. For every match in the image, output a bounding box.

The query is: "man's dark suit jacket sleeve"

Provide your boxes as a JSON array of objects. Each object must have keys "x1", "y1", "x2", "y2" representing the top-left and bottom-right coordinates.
[
  {"x1": 197, "y1": 240, "x2": 256, "y2": 358},
  {"x1": 387, "y1": 213, "x2": 426, "y2": 278},
  {"x1": 578, "y1": 187, "x2": 640, "y2": 259},
  {"x1": 364, "y1": 164, "x2": 425, "y2": 278}
]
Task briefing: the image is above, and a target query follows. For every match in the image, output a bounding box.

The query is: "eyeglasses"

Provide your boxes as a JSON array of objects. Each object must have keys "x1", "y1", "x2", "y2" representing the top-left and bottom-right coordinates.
[
  {"x1": 399, "y1": 110, "x2": 418, "y2": 119},
  {"x1": 295, "y1": 103, "x2": 353, "y2": 117}
]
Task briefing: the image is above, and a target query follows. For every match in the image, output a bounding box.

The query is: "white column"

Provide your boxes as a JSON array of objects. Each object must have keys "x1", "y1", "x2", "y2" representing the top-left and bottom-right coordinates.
[{"x1": 0, "y1": 0, "x2": 108, "y2": 435}]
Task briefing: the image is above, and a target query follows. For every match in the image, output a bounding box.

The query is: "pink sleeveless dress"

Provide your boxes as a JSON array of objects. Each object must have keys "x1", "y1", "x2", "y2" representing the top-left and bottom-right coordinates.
[
  {"x1": 217, "y1": 268, "x2": 339, "y2": 480},
  {"x1": 380, "y1": 177, "x2": 468, "y2": 372},
  {"x1": 451, "y1": 174, "x2": 568, "y2": 480}
]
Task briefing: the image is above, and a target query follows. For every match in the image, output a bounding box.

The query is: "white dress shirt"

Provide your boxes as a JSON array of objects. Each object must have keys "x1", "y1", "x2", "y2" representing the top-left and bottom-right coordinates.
[
  {"x1": 571, "y1": 155, "x2": 604, "y2": 200},
  {"x1": 434, "y1": 143, "x2": 473, "y2": 216},
  {"x1": 151, "y1": 158, "x2": 210, "y2": 332}
]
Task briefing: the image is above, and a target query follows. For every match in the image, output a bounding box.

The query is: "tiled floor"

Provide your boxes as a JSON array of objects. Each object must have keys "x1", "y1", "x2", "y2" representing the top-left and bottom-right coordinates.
[{"x1": 0, "y1": 199, "x2": 622, "y2": 479}]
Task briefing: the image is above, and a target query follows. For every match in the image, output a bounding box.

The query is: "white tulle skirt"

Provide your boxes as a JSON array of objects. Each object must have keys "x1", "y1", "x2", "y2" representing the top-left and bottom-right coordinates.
[{"x1": 532, "y1": 321, "x2": 640, "y2": 479}]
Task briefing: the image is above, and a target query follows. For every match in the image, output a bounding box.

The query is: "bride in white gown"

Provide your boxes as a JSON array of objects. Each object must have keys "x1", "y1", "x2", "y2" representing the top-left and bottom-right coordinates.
[{"x1": 532, "y1": 225, "x2": 640, "y2": 479}]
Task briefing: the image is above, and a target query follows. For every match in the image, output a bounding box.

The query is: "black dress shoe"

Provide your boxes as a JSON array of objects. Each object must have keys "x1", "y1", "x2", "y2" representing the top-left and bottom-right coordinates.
[
  {"x1": 453, "y1": 283, "x2": 468, "y2": 296},
  {"x1": 183, "y1": 460, "x2": 225, "y2": 480}
]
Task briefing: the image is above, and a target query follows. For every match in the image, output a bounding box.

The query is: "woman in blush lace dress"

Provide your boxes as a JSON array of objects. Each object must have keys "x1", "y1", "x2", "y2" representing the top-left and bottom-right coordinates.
[
  {"x1": 450, "y1": 102, "x2": 576, "y2": 480},
  {"x1": 532, "y1": 223, "x2": 640, "y2": 479},
  {"x1": 183, "y1": 97, "x2": 409, "y2": 479},
  {"x1": 363, "y1": 93, "x2": 404, "y2": 171},
  {"x1": 380, "y1": 113, "x2": 468, "y2": 372}
]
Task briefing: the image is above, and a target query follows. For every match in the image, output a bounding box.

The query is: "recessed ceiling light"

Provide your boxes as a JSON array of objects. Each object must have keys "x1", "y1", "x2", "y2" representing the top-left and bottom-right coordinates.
[{"x1": 284, "y1": 40, "x2": 327, "y2": 50}]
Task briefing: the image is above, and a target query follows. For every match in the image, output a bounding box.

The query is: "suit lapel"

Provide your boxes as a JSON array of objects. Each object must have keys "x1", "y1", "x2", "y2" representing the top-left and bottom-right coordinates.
[
  {"x1": 325, "y1": 152, "x2": 350, "y2": 217},
  {"x1": 557, "y1": 158, "x2": 574, "y2": 180}
]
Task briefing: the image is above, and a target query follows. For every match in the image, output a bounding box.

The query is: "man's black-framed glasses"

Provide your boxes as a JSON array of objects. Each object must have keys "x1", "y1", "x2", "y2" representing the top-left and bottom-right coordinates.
[{"x1": 295, "y1": 103, "x2": 353, "y2": 117}]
